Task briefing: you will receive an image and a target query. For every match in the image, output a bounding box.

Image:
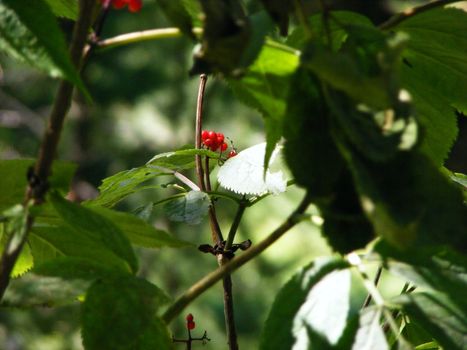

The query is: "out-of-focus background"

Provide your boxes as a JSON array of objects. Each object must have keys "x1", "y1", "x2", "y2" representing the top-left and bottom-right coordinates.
[{"x1": 0, "y1": 1, "x2": 465, "y2": 349}]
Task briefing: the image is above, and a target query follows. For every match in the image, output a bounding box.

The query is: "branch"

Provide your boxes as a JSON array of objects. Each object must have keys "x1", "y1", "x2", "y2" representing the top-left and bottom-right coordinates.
[
  {"x1": 96, "y1": 27, "x2": 203, "y2": 50},
  {"x1": 379, "y1": 0, "x2": 462, "y2": 30},
  {"x1": 0, "y1": 0, "x2": 97, "y2": 300},
  {"x1": 162, "y1": 193, "x2": 311, "y2": 324}
]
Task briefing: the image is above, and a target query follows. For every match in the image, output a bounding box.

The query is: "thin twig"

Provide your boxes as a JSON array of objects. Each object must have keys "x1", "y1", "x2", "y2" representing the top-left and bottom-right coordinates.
[
  {"x1": 96, "y1": 27, "x2": 203, "y2": 49},
  {"x1": 379, "y1": 0, "x2": 462, "y2": 30},
  {"x1": 362, "y1": 265, "x2": 383, "y2": 308},
  {"x1": 0, "y1": 0, "x2": 96, "y2": 300},
  {"x1": 162, "y1": 193, "x2": 311, "y2": 323}
]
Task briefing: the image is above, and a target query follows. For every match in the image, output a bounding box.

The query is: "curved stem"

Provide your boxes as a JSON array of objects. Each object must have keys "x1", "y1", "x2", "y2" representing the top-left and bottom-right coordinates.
[
  {"x1": 162, "y1": 193, "x2": 311, "y2": 324},
  {"x1": 379, "y1": 0, "x2": 462, "y2": 30}
]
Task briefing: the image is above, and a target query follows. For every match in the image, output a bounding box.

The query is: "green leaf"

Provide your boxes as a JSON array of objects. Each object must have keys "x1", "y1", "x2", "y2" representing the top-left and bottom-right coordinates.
[
  {"x1": 283, "y1": 68, "x2": 344, "y2": 198},
  {"x1": 259, "y1": 257, "x2": 352, "y2": 349},
  {"x1": 50, "y1": 193, "x2": 138, "y2": 273},
  {"x1": 0, "y1": 206, "x2": 34, "y2": 277},
  {"x1": 34, "y1": 256, "x2": 125, "y2": 280},
  {"x1": 91, "y1": 206, "x2": 193, "y2": 248},
  {"x1": 392, "y1": 8, "x2": 467, "y2": 164},
  {"x1": 394, "y1": 291, "x2": 467, "y2": 350},
  {"x1": 155, "y1": 0, "x2": 195, "y2": 39},
  {"x1": 328, "y1": 88, "x2": 418, "y2": 162},
  {"x1": 229, "y1": 43, "x2": 299, "y2": 168},
  {"x1": 147, "y1": 148, "x2": 220, "y2": 170},
  {"x1": 88, "y1": 166, "x2": 165, "y2": 208},
  {"x1": 190, "y1": 0, "x2": 251, "y2": 75},
  {"x1": 320, "y1": 172, "x2": 375, "y2": 254},
  {"x1": 82, "y1": 277, "x2": 172, "y2": 350},
  {"x1": 164, "y1": 191, "x2": 210, "y2": 225},
  {"x1": 341, "y1": 150, "x2": 467, "y2": 250},
  {"x1": 303, "y1": 44, "x2": 392, "y2": 110},
  {"x1": 375, "y1": 242, "x2": 467, "y2": 308},
  {"x1": 286, "y1": 11, "x2": 374, "y2": 51},
  {"x1": 31, "y1": 226, "x2": 131, "y2": 273},
  {"x1": 0, "y1": 0, "x2": 88, "y2": 94},
  {"x1": 1, "y1": 274, "x2": 88, "y2": 307},
  {"x1": 352, "y1": 307, "x2": 388, "y2": 350},
  {"x1": 43, "y1": 0, "x2": 78, "y2": 19},
  {"x1": 0, "y1": 159, "x2": 76, "y2": 212}
]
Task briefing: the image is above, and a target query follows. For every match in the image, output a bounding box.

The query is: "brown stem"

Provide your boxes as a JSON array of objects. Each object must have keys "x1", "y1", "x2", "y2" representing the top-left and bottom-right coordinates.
[
  {"x1": 193, "y1": 75, "x2": 234, "y2": 347},
  {"x1": 222, "y1": 275, "x2": 238, "y2": 350},
  {"x1": 379, "y1": 0, "x2": 462, "y2": 30},
  {"x1": 361, "y1": 265, "x2": 383, "y2": 309},
  {"x1": 0, "y1": 0, "x2": 96, "y2": 300},
  {"x1": 162, "y1": 193, "x2": 311, "y2": 323}
]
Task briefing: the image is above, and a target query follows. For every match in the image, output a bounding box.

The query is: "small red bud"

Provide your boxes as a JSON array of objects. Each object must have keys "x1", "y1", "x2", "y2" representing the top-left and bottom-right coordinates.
[
  {"x1": 228, "y1": 150, "x2": 237, "y2": 158},
  {"x1": 187, "y1": 321, "x2": 196, "y2": 330},
  {"x1": 186, "y1": 313, "x2": 194, "y2": 322},
  {"x1": 201, "y1": 130, "x2": 209, "y2": 141},
  {"x1": 221, "y1": 142, "x2": 228, "y2": 152}
]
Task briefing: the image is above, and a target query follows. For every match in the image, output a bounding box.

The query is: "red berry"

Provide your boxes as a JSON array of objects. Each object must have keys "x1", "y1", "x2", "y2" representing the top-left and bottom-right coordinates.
[
  {"x1": 221, "y1": 142, "x2": 228, "y2": 152},
  {"x1": 228, "y1": 150, "x2": 237, "y2": 158},
  {"x1": 208, "y1": 131, "x2": 217, "y2": 139},
  {"x1": 217, "y1": 133, "x2": 224, "y2": 143},
  {"x1": 128, "y1": 0, "x2": 142, "y2": 12},
  {"x1": 187, "y1": 321, "x2": 196, "y2": 330},
  {"x1": 211, "y1": 139, "x2": 220, "y2": 151},
  {"x1": 203, "y1": 138, "x2": 212, "y2": 147},
  {"x1": 201, "y1": 130, "x2": 209, "y2": 141},
  {"x1": 186, "y1": 314, "x2": 194, "y2": 322},
  {"x1": 112, "y1": 0, "x2": 127, "y2": 9}
]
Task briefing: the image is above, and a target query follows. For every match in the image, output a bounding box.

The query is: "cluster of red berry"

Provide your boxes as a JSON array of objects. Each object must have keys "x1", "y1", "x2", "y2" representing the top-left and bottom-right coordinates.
[
  {"x1": 104, "y1": 0, "x2": 142, "y2": 12},
  {"x1": 186, "y1": 313, "x2": 195, "y2": 330},
  {"x1": 201, "y1": 130, "x2": 237, "y2": 158}
]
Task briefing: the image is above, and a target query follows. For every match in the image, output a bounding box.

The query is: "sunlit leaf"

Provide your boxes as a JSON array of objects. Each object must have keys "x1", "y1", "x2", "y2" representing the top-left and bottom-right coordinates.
[
  {"x1": 394, "y1": 291, "x2": 467, "y2": 350},
  {"x1": 351, "y1": 307, "x2": 388, "y2": 350},
  {"x1": 392, "y1": 8, "x2": 467, "y2": 164},
  {"x1": 229, "y1": 43, "x2": 299, "y2": 167},
  {"x1": 0, "y1": 0, "x2": 88, "y2": 94},
  {"x1": 260, "y1": 257, "x2": 352, "y2": 349}
]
